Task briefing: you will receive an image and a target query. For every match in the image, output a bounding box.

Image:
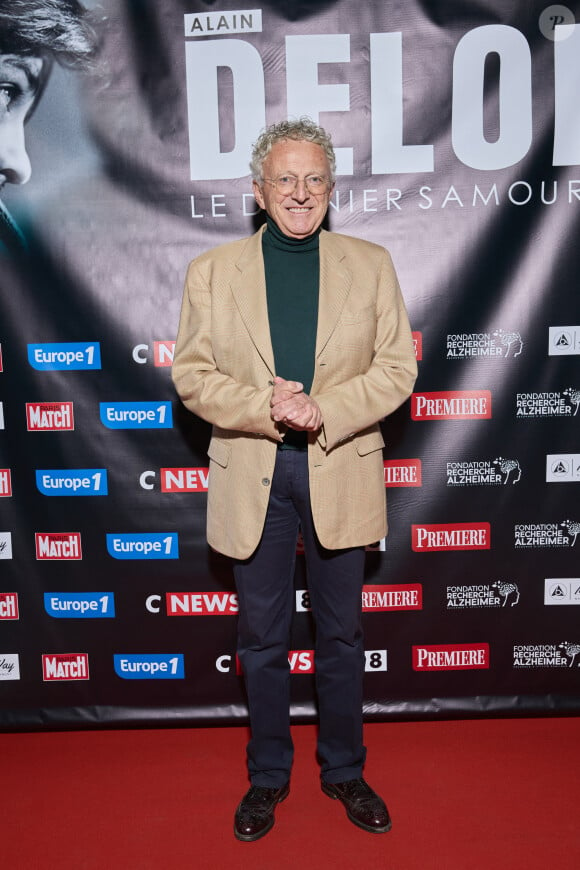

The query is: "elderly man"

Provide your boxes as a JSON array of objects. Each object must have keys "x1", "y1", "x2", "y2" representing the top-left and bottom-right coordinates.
[
  {"x1": 0, "y1": 0, "x2": 96, "y2": 253},
  {"x1": 173, "y1": 118, "x2": 417, "y2": 841}
]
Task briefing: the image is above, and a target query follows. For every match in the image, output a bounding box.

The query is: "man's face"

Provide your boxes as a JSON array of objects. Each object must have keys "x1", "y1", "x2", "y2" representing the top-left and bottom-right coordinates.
[
  {"x1": 253, "y1": 139, "x2": 334, "y2": 239},
  {"x1": 0, "y1": 53, "x2": 45, "y2": 190}
]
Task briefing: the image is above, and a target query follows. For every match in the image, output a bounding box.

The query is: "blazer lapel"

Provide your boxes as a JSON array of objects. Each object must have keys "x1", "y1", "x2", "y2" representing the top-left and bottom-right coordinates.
[
  {"x1": 230, "y1": 227, "x2": 276, "y2": 375},
  {"x1": 316, "y1": 230, "x2": 353, "y2": 357}
]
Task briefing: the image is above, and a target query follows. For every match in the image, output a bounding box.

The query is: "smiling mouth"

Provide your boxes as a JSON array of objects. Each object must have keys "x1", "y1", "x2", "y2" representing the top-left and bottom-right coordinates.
[{"x1": 288, "y1": 207, "x2": 311, "y2": 212}]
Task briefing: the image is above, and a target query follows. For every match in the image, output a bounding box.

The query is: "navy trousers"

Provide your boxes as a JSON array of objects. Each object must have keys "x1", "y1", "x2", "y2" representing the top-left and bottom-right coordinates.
[{"x1": 233, "y1": 447, "x2": 366, "y2": 788}]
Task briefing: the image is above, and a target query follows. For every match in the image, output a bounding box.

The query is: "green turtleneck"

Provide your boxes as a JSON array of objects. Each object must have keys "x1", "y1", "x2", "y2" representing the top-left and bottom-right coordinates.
[
  {"x1": 262, "y1": 217, "x2": 320, "y2": 448},
  {"x1": 262, "y1": 216, "x2": 320, "y2": 394}
]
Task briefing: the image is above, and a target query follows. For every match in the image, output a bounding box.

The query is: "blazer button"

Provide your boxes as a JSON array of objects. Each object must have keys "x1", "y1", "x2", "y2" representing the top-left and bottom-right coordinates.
[{"x1": 261, "y1": 478, "x2": 270, "y2": 486}]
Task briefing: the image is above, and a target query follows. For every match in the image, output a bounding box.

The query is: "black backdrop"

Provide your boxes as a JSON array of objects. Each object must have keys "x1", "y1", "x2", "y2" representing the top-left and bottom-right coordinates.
[{"x1": 1, "y1": 0, "x2": 579, "y2": 729}]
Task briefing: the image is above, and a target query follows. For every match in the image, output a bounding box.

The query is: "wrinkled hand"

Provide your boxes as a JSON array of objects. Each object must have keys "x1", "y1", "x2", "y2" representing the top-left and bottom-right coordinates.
[{"x1": 270, "y1": 376, "x2": 323, "y2": 432}]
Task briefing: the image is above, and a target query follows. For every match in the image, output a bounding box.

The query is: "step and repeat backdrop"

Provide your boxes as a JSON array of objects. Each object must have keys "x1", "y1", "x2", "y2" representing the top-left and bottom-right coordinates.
[{"x1": 1, "y1": 0, "x2": 579, "y2": 729}]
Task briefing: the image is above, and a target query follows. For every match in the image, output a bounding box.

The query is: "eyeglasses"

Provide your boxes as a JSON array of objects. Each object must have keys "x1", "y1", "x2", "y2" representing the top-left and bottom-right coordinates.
[{"x1": 262, "y1": 174, "x2": 331, "y2": 195}]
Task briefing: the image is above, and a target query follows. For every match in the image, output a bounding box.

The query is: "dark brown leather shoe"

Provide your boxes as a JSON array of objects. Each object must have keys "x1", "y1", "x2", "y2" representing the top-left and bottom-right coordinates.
[
  {"x1": 234, "y1": 783, "x2": 290, "y2": 842},
  {"x1": 322, "y1": 777, "x2": 392, "y2": 833}
]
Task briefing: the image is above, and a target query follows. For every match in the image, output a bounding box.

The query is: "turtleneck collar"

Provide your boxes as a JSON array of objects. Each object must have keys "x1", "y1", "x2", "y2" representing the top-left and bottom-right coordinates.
[{"x1": 264, "y1": 215, "x2": 320, "y2": 251}]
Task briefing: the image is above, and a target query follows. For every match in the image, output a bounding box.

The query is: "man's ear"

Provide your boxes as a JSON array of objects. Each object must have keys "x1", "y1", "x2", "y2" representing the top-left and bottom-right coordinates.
[{"x1": 252, "y1": 179, "x2": 265, "y2": 210}]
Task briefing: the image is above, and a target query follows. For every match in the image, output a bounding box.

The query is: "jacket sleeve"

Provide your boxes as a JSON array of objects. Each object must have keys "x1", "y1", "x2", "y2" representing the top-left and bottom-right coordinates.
[
  {"x1": 172, "y1": 257, "x2": 283, "y2": 440},
  {"x1": 315, "y1": 249, "x2": 417, "y2": 452}
]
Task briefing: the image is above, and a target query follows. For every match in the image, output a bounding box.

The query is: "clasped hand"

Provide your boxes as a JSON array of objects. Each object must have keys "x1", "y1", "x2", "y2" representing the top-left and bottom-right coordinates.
[{"x1": 270, "y1": 376, "x2": 322, "y2": 432}]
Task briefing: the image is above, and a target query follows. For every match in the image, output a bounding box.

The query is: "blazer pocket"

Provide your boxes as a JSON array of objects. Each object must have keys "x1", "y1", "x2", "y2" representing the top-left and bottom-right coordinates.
[
  {"x1": 207, "y1": 438, "x2": 231, "y2": 468},
  {"x1": 355, "y1": 428, "x2": 385, "y2": 457}
]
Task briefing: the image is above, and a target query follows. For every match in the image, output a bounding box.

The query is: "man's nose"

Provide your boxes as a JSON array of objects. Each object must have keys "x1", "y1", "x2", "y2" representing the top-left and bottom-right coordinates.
[
  {"x1": 0, "y1": 123, "x2": 33, "y2": 185},
  {"x1": 291, "y1": 179, "x2": 310, "y2": 200}
]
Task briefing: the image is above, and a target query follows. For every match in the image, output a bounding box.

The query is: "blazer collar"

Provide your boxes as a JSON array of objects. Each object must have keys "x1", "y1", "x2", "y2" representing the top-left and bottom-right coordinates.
[
  {"x1": 230, "y1": 226, "x2": 354, "y2": 375},
  {"x1": 316, "y1": 230, "x2": 353, "y2": 357},
  {"x1": 231, "y1": 226, "x2": 275, "y2": 374}
]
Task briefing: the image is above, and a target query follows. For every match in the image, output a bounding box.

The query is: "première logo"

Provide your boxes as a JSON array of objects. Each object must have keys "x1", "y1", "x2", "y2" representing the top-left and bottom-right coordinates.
[
  {"x1": 413, "y1": 643, "x2": 490, "y2": 671},
  {"x1": 384, "y1": 459, "x2": 422, "y2": 487},
  {"x1": 42, "y1": 653, "x2": 89, "y2": 681},
  {"x1": 26, "y1": 402, "x2": 74, "y2": 431},
  {"x1": 412, "y1": 522, "x2": 490, "y2": 552},
  {"x1": 412, "y1": 331, "x2": 423, "y2": 360},
  {"x1": 411, "y1": 390, "x2": 492, "y2": 420},
  {"x1": 295, "y1": 584, "x2": 422, "y2": 612},
  {"x1": 35, "y1": 532, "x2": 82, "y2": 560}
]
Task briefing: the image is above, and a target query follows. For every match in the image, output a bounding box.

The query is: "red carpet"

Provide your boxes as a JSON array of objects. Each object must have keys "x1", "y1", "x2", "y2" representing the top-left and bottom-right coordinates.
[{"x1": 3, "y1": 718, "x2": 579, "y2": 869}]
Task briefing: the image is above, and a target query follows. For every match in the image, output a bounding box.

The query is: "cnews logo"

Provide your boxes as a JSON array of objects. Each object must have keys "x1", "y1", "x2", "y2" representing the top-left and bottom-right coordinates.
[
  {"x1": 215, "y1": 649, "x2": 388, "y2": 673},
  {"x1": 26, "y1": 402, "x2": 74, "y2": 431},
  {"x1": 100, "y1": 402, "x2": 172, "y2": 429},
  {"x1": 139, "y1": 467, "x2": 209, "y2": 492},
  {"x1": 36, "y1": 532, "x2": 82, "y2": 560},
  {"x1": 0, "y1": 469, "x2": 10, "y2": 497},
  {"x1": 44, "y1": 593, "x2": 115, "y2": 618},
  {"x1": 132, "y1": 341, "x2": 175, "y2": 366},
  {"x1": 216, "y1": 651, "x2": 315, "y2": 675},
  {"x1": 36, "y1": 469, "x2": 108, "y2": 496},
  {"x1": 166, "y1": 592, "x2": 238, "y2": 615},
  {"x1": 0, "y1": 593, "x2": 19, "y2": 621},
  {"x1": 28, "y1": 343, "x2": 101, "y2": 370},
  {"x1": 384, "y1": 459, "x2": 422, "y2": 487},
  {"x1": 412, "y1": 522, "x2": 490, "y2": 552},
  {"x1": 42, "y1": 653, "x2": 89, "y2": 681},
  {"x1": 411, "y1": 390, "x2": 492, "y2": 420},
  {"x1": 413, "y1": 643, "x2": 490, "y2": 671},
  {"x1": 114, "y1": 654, "x2": 185, "y2": 679},
  {"x1": 106, "y1": 533, "x2": 179, "y2": 560}
]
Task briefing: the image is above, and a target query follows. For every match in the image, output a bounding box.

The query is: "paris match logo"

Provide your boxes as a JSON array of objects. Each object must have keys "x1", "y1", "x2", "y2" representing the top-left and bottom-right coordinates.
[
  {"x1": 35, "y1": 533, "x2": 82, "y2": 560},
  {"x1": 413, "y1": 643, "x2": 490, "y2": 671},
  {"x1": 0, "y1": 469, "x2": 12, "y2": 497},
  {"x1": 412, "y1": 522, "x2": 490, "y2": 552},
  {"x1": 0, "y1": 592, "x2": 19, "y2": 620},
  {"x1": 26, "y1": 402, "x2": 74, "y2": 431},
  {"x1": 411, "y1": 390, "x2": 492, "y2": 420},
  {"x1": 42, "y1": 653, "x2": 89, "y2": 681}
]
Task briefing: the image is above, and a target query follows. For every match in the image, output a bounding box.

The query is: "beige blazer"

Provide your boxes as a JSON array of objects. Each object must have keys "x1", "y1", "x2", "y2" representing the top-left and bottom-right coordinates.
[{"x1": 172, "y1": 226, "x2": 417, "y2": 559}]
